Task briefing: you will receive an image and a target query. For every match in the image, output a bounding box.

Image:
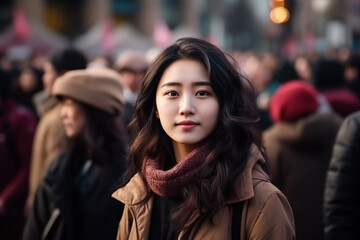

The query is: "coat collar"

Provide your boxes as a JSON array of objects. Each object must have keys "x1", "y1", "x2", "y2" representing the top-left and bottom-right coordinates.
[
  {"x1": 112, "y1": 172, "x2": 148, "y2": 206},
  {"x1": 112, "y1": 145, "x2": 269, "y2": 205}
]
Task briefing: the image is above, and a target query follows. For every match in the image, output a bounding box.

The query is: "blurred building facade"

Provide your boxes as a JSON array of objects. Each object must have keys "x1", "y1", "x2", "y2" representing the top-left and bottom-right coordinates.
[{"x1": 0, "y1": 0, "x2": 359, "y2": 60}]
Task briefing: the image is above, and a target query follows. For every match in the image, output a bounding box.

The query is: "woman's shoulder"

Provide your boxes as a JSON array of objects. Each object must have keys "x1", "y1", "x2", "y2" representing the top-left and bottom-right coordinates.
[
  {"x1": 248, "y1": 157, "x2": 289, "y2": 209},
  {"x1": 231, "y1": 144, "x2": 286, "y2": 204},
  {"x1": 229, "y1": 147, "x2": 270, "y2": 203},
  {"x1": 251, "y1": 177, "x2": 286, "y2": 205},
  {"x1": 236, "y1": 163, "x2": 280, "y2": 205},
  {"x1": 245, "y1": 178, "x2": 295, "y2": 236},
  {"x1": 112, "y1": 173, "x2": 149, "y2": 205}
]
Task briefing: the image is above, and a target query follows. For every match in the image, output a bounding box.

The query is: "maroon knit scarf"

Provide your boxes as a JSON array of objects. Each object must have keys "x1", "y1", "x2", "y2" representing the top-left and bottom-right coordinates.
[{"x1": 144, "y1": 142, "x2": 212, "y2": 197}]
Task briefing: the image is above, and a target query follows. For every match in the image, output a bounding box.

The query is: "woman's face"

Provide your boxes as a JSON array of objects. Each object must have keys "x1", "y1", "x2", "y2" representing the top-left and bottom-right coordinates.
[
  {"x1": 60, "y1": 98, "x2": 87, "y2": 138},
  {"x1": 19, "y1": 69, "x2": 38, "y2": 92},
  {"x1": 155, "y1": 59, "x2": 219, "y2": 152},
  {"x1": 42, "y1": 62, "x2": 58, "y2": 94}
]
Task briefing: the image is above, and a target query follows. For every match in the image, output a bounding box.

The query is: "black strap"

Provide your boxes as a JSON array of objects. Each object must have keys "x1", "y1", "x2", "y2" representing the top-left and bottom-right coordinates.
[
  {"x1": 2, "y1": 121, "x2": 20, "y2": 169},
  {"x1": 232, "y1": 201, "x2": 244, "y2": 240}
]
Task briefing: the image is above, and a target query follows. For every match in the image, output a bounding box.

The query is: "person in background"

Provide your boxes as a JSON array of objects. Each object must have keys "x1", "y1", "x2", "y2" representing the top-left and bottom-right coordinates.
[
  {"x1": 263, "y1": 80, "x2": 342, "y2": 240},
  {"x1": 32, "y1": 48, "x2": 87, "y2": 117},
  {"x1": 294, "y1": 54, "x2": 313, "y2": 84},
  {"x1": 114, "y1": 50, "x2": 149, "y2": 131},
  {"x1": 14, "y1": 66, "x2": 44, "y2": 119},
  {"x1": 343, "y1": 53, "x2": 360, "y2": 99},
  {"x1": 25, "y1": 48, "x2": 87, "y2": 212},
  {"x1": 242, "y1": 52, "x2": 278, "y2": 131},
  {"x1": 112, "y1": 37, "x2": 295, "y2": 239},
  {"x1": 0, "y1": 67, "x2": 37, "y2": 240},
  {"x1": 313, "y1": 58, "x2": 360, "y2": 117},
  {"x1": 87, "y1": 55, "x2": 113, "y2": 69},
  {"x1": 323, "y1": 111, "x2": 360, "y2": 240},
  {"x1": 23, "y1": 69, "x2": 128, "y2": 240}
]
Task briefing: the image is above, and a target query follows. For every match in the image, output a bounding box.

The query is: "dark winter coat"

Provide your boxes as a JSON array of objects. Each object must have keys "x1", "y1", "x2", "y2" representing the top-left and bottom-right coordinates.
[
  {"x1": 324, "y1": 111, "x2": 360, "y2": 240},
  {"x1": 23, "y1": 148, "x2": 126, "y2": 240}
]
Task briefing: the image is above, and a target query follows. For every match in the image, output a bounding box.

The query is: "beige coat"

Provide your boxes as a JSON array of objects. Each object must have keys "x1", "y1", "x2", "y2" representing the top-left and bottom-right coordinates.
[
  {"x1": 112, "y1": 147, "x2": 295, "y2": 240},
  {"x1": 26, "y1": 101, "x2": 65, "y2": 211}
]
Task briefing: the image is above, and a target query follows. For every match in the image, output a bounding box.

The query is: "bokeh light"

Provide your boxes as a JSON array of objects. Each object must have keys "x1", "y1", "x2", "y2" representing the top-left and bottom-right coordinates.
[{"x1": 270, "y1": 6, "x2": 290, "y2": 24}]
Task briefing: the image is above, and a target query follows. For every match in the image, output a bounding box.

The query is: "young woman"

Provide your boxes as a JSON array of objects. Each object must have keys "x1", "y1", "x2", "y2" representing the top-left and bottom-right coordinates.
[
  {"x1": 23, "y1": 69, "x2": 128, "y2": 240},
  {"x1": 112, "y1": 37, "x2": 295, "y2": 239},
  {"x1": 26, "y1": 48, "x2": 87, "y2": 212}
]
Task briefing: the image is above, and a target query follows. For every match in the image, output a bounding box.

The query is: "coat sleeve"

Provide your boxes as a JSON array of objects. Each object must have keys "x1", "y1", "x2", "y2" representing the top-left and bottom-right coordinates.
[
  {"x1": 245, "y1": 181, "x2": 296, "y2": 240},
  {"x1": 323, "y1": 112, "x2": 360, "y2": 239}
]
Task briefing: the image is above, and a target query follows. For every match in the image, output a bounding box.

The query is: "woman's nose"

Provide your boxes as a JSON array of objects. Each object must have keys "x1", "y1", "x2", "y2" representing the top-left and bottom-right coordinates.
[
  {"x1": 59, "y1": 105, "x2": 66, "y2": 119},
  {"x1": 179, "y1": 95, "x2": 195, "y2": 116}
]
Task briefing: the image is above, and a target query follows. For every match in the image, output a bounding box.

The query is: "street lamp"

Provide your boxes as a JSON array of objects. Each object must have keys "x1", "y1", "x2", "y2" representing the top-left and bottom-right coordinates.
[{"x1": 269, "y1": 0, "x2": 290, "y2": 24}]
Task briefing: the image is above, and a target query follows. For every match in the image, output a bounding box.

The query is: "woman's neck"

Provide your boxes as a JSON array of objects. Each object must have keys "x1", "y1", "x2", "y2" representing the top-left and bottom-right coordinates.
[{"x1": 172, "y1": 142, "x2": 201, "y2": 163}]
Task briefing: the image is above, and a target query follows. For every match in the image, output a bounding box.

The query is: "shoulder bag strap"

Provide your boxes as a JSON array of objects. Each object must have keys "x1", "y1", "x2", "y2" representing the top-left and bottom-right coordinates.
[{"x1": 232, "y1": 201, "x2": 244, "y2": 240}]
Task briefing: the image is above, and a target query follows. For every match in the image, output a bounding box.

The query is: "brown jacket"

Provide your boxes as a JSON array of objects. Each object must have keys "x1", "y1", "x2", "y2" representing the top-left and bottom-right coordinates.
[
  {"x1": 112, "y1": 147, "x2": 295, "y2": 240},
  {"x1": 26, "y1": 101, "x2": 65, "y2": 211}
]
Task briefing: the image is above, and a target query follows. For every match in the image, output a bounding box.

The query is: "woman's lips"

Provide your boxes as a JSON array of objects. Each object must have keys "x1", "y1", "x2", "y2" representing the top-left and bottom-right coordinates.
[{"x1": 176, "y1": 120, "x2": 199, "y2": 130}]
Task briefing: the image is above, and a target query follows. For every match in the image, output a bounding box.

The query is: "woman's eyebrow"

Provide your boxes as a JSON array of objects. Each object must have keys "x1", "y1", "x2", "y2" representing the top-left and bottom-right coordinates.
[
  {"x1": 161, "y1": 81, "x2": 211, "y2": 88},
  {"x1": 161, "y1": 82, "x2": 181, "y2": 88},
  {"x1": 192, "y1": 82, "x2": 211, "y2": 87}
]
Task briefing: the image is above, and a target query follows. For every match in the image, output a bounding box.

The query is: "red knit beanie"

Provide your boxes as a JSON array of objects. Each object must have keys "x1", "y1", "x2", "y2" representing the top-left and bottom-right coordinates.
[{"x1": 270, "y1": 80, "x2": 319, "y2": 123}]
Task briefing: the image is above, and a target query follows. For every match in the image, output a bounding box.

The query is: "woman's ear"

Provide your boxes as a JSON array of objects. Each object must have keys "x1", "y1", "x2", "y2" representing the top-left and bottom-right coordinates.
[{"x1": 155, "y1": 109, "x2": 159, "y2": 118}]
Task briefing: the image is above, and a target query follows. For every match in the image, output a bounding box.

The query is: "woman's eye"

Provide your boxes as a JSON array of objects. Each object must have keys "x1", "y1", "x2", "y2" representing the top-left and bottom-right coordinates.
[
  {"x1": 166, "y1": 91, "x2": 178, "y2": 97},
  {"x1": 196, "y1": 91, "x2": 209, "y2": 97}
]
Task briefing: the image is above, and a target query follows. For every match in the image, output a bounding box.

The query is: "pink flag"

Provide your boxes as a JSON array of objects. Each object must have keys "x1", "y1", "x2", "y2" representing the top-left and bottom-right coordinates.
[
  {"x1": 101, "y1": 18, "x2": 115, "y2": 54},
  {"x1": 153, "y1": 20, "x2": 173, "y2": 48},
  {"x1": 13, "y1": 7, "x2": 31, "y2": 42}
]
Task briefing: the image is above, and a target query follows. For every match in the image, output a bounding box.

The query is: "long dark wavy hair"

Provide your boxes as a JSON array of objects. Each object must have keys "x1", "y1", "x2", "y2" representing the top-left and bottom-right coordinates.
[{"x1": 124, "y1": 37, "x2": 266, "y2": 233}]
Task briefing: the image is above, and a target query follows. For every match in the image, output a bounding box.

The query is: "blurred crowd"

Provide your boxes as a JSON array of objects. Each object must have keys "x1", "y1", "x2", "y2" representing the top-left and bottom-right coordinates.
[{"x1": 1, "y1": 42, "x2": 360, "y2": 240}]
